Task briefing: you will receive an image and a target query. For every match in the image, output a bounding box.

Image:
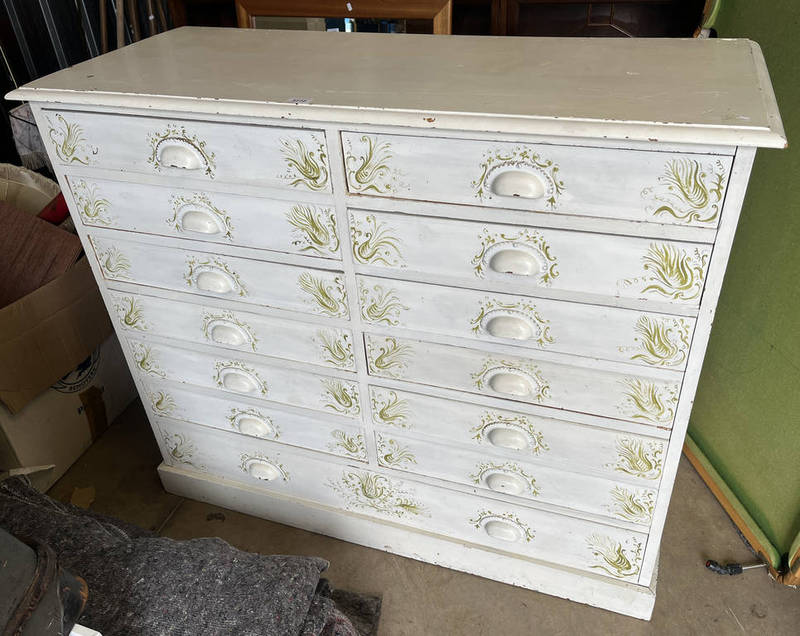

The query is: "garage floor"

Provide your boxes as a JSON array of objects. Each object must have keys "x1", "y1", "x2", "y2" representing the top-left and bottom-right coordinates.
[{"x1": 48, "y1": 401, "x2": 799, "y2": 635}]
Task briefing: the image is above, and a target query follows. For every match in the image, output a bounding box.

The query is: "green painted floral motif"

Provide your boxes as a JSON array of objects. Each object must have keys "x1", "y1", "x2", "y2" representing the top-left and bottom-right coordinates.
[
  {"x1": 376, "y1": 435, "x2": 417, "y2": 468},
  {"x1": 618, "y1": 378, "x2": 679, "y2": 426},
  {"x1": 240, "y1": 453, "x2": 289, "y2": 480},
  {"x1": 586, "y1": 534, "x2": 643, "y2": 579},
  {"x1": 286, "y1": 204, "x2": 339, "y2": 256},
  {"x1": 358, "y1": 281, "x2": 407, "y2": 326},
  {"x1": 469, "y1": 510, "x2": 535, "y2": 542},
  {"x1": 365, "y1": 336, "x2": 412, "y2": 379},
  {"x1": 470, "y1": 412, "x2": 549, "y2": 456},
  {"x1": 280, "y1": 136, "x2": 329, "y2": 191},
  {"x1": 185, "y1": 256, "x2": 247, "y2": 297},
  {"x1": 213, "y1": 360, "x2": 268, "y2": 396},
  {"x1": 471, "y1": 357, "x2": 551, "y2": 403},
  {"x1": 226, "y1": 407, "x2": 279, "y2": 439},
  {"x1": 607, "y1": 486, "x2": 656, "y2": 524},
  {"x1": 201, "y1": 310, "x2": 257, "y2": 351},
  {"x1": 150, "y1": 391, "x2": 175, "y2": 416},
  {"x1": 328, "y1": 430, "x2": 367, "y2": 461},
  {"x1": 147, "y1": 124, "x2": 216, "y2": 177},
  {"x1": 622, "y1": 243, "x2": 709, "y2": 302},
  {"x1": 298, "y1": 272, "x2": 349, "y2": 318},
  {"x1": 72, "y1": 180, "x2": 111, "y2": 225},
  {"x1": 163, "y1": 432, "x2": 203, "y2": 470},
  {"x1": 620, "y1": 315, "x2": 691, "y2": 367},
  {"x1": 328, "y1": 470, "x2": 427, "y2": 518},
  {"x1": 608, "y1": 437, "x2": 664, "y2": 480},
  {"x1": 314, "y1": 330, "x2": 354, "y2": 369},
  {"x1": 472, "y1": 146, "x2": 565, "y2": 208},
  {"x1": 369, "y1": 388, "x2": 411, "y2": 429},
  {"x1": 471, "y1": 228, "x2": 558, "y2": 284},
  {"x1": 321, "y1": 379, "x2": 361, "y2": 416},
  {"x1": 47, "y1": 113, "x2": 96, "y2": 164},
  {"x1": 113, "y1": 296, "x2": 147, "y2": 331},
  {"x1": 642, "y1": 158, "x2": 726, "y2": 224},
  {"x1": 470, "y1": 298, "x2": 554, "y2": 347},
  {"x1": 168, "y1": 193, "x2": 233, "y2": 240},
  {"x1": 349, "y1": 213, "x2": 403, "y2": 266},
  {"x1": 93, "y1": 240, "x2": 132, "y2": 280},
  {"x1": 469, "y1": 461, "x2": 540, "y2": 497},
  {"x1": 344, "y1": 135, "x2": 402, "y2": 194},
  {"x1": 132, "y1": 343, "x2": 166, "y2": 378}
]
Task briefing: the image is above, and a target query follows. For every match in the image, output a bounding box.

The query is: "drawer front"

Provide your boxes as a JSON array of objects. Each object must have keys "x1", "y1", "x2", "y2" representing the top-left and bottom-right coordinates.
[
  {"x1": 358, "y1": 275, "x2": 695, "y2": 370},
  {"x1": 349, "y1": 209, "x2": 712, "y2": 308},
  {"x1": 68, "y1": 176, "x2": 341, "y2": 259},
  {"x1": 364, "y1": 334, "x2": 682, "y2": 428},
  {"x1": 373, "y1": 431, "x2": 658, "y2": 526},
  {"x1": 44, "y1": 110, "x2": 332, "y2": 192},
  {"x1": 158, "y1": 416, "x2": 649, "y2": 582},
  {"x1": 343, "y1": 132, "x2": 731, "y2": 228},
  {"x1": 89, "y1": 233, "x2": 349, "y2": 319},
  {"x1": 368, "y1": 385, "x2": 667, "y2": 479},
  {"x1": 126, "y1": 338, "x2": 362, "y2": 419},
  {"x1": 109, "y1": 290, "x2": 355, "y2": 371},
  {"x1": 146, "y1": 381, "x2": 367, "y2": 462}
]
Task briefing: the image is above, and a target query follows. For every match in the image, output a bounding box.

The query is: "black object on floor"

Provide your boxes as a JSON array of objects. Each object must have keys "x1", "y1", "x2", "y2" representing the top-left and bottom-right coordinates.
[{"x1": 0, "y1": 477, "x2": 382, "y2": 635}]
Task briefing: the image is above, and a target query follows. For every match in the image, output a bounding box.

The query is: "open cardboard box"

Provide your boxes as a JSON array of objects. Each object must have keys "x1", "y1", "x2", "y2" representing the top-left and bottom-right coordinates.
[{"x1": 0, "y1": 256, "x2": 136, "y2": 490}]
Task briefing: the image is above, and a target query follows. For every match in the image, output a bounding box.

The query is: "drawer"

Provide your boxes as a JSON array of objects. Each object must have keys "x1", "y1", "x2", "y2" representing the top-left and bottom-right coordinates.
[
  {"x1": 364, "y1": 334, "x2": 682, "y2": 428},
  {"x1": 89, "y1": 232, "x2": 349, "y2": 319},
  {"x1": 146, "y1": 380, "x2": 367, "y2": 462},
  {"x1": 358, "y1": 275, "x2": 695, "y2": 370},
  {"x1": 373, "y1": 431, "x2": 658, "y2": 527},
  {"x1": 342, "y1": 131, "x2": 731, "y2": 228},
  {"x1": 109, "y1": 290, "x2": 355, "y2": 371},
  {"x1": 349, "y1": 209, "x2": 712, "y2": 308},
  {"x1": 43, "y1": 110, "x2": 331, "y2": 192},
  {"x1": 158, "y1": 416, "x2": 649, "y2": 582},
  {"x1": 67, "y1": 175, "x2": 341, "y2": 259},
  {"x1": 126, "y1": 338, "x2": 362, "y2": 419},
  {"x1": 368, "y1": 385, "x2": 667, "y2": 479}
]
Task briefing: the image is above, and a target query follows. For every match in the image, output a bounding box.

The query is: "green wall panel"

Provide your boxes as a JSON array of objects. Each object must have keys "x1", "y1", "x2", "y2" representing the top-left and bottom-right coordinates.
[{"x1": 689, "y1": 1, "x2": 800, "y2": 558}]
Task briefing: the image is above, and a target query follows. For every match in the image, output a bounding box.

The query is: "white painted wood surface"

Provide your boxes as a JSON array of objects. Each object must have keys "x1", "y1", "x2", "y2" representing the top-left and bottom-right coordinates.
[
  {"x1": 88, "y1": 231, "x2": 348, "y2": 319},
  {"x1": 342, "y1": 132, "x2": 734, "y2": 226},
  {"x1": 364, "y1": 333, "x2": 682, "y2": 427},
  {"x1": 357, "y1": 275, "x2": 696, "y2": 369},
  {"x1": 107, "y1": 290, "x2": 355, "y2": 371},
  {"x1": 14, "y1": 28, "x2": 783, "y2": 619},
  {"x1": 368, "y1": 384, "x2": 668, "y2": 473},
  {"x1": 8, "y1": 28, "x2": 785, "y2": 148},
  {"x1": 67, "y1": 175, "x2": 341, "y2": 259},
  {"x1": 349, "y1": 209, "x2": 713, "y2": 309}
]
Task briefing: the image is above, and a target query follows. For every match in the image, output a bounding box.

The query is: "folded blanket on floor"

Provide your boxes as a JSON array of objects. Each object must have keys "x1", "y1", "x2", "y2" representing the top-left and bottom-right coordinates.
[{"x1": 0, "y1": 477, "x2": 358, "y2": 636}]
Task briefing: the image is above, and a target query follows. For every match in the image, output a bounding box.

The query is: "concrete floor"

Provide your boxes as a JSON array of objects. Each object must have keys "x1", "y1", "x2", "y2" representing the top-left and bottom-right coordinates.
[{"x1": 49, "y1": 401, "x2": 798, "y2": 635}]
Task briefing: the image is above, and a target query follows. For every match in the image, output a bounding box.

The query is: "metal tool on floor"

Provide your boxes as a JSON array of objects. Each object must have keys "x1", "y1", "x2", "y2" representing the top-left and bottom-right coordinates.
[{"x1": 705, "y1": 559, "x2": 768, "y2": 576}]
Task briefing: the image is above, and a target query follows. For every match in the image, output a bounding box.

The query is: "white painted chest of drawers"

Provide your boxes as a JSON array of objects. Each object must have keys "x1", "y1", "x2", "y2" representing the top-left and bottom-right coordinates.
[{"x1": 10, "y1": 28, "x2": 784, "y2": 619}]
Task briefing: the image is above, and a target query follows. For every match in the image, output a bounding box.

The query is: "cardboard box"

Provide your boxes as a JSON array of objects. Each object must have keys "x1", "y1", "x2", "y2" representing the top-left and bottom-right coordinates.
[{"x1": 0, "y1": 334, "x2": 137, "y2": 490}]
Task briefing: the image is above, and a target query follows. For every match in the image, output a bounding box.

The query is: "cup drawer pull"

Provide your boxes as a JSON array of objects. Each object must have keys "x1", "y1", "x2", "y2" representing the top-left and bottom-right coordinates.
[
  {"x1": 483, "y1": 519, "x2": 523, "y2": 542},
  {"x1": 488, "y1": 372, "x2": 533, "y2": 397},
  {"x1": 485, "y1": 315, "x2": 533, "y2": 341},
  {"x1": 489, "y1": 249, "x2": 539, "y2": 276},
  {"x1": 484, "y1": 471, "x2": 528, "y2": 496},
  {"x1": 247, "y1": 460, "x2": 282, "y2": 481},
  {"x1": 180, "y1": 209, "x2": 222, "y2": 235},
  {"x1": 221, "y1": 370, "x2": 258, "y2": 393},
  {"x1": 236, "y1": 416, "x2": 275, "y2": 439},
  {"x1": 210, "y1": 323, "x2": 247, "y2": 347},
  {"x1": 487, "y1": 427, "x2": 529, "y2": 451},
  {"x1": 156, "y1": 141, "x2": 205, "y2": 171},
  {"x1": 489, "y1": 170, "x2": 545, "y2": 199},
  {"x1": 196, "y1": 270, "x2": 234, "y2": 294}
]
